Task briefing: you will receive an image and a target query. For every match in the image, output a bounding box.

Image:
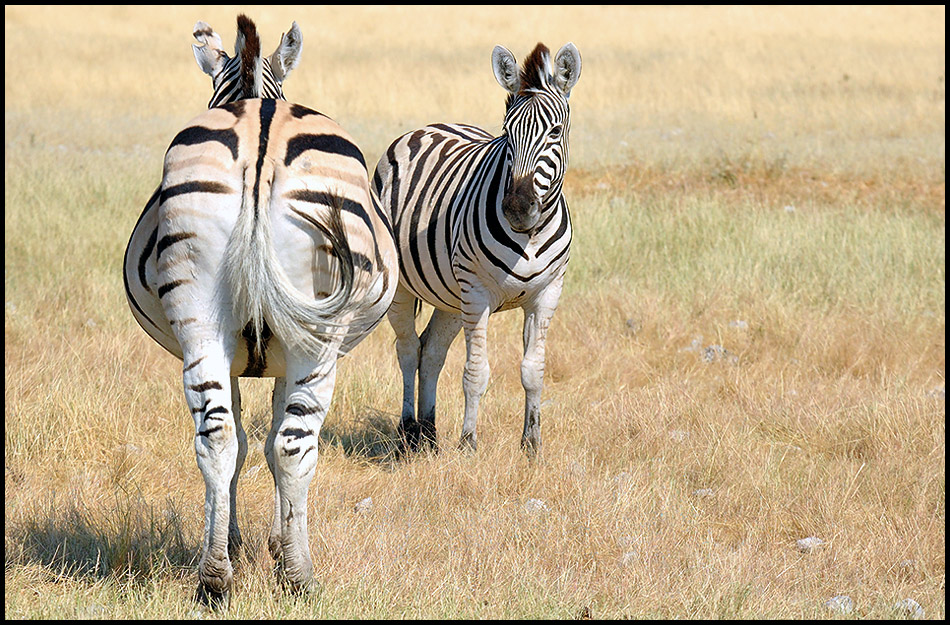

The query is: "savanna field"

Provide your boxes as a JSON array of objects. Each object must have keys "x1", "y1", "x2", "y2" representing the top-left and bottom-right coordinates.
[{"x1": 4, "y1": 5, "x2": 945, "y2": 619}]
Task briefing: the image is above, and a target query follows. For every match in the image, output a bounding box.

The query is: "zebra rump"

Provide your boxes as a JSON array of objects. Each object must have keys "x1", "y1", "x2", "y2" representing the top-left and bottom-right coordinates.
[{"x1": 223, "y1": 159, "x2": 357, "y2": 363}]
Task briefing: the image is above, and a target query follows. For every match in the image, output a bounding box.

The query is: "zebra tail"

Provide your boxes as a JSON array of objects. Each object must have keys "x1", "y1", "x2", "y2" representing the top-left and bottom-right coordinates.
[{"x1": 224, "y1": 162, "x2": 356, "y2": 363}]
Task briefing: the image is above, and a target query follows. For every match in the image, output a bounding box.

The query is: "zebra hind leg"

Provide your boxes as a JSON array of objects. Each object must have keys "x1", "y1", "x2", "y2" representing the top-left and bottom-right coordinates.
[
  {"x1": 270, "y1": 357, "x2": 338, "y2": 594},
  {"x1": 227, "y1": 377, "x2": 247, "y2": 563},
  {"x1": 265, "y1": 377, "x2": 286, "y2": 567},
  {"x1": 180, "y1": 344, "x2": 239, "y2": 610}
]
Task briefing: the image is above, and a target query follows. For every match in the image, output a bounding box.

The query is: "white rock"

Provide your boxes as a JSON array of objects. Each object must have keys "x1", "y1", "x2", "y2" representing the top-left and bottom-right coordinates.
[
  {"x1": 354, "y1": 496, "x2": 373, "y2": 515},
  {"x1": 523, "y1": 498, "x2": 548, "y2": 515},
  {"x1": 568, "y1": 461, "x2": 586, "y2": 476},
  {"x1": 81, "y1": 603, "x2": 109, "y2": 618},
  {"x1": 893, "y1": 598, "x2": 925, "y2": 619},
  {"x1": 824, "y1": 595, "x2": 853, "y2": 614},
  {"x1": 668, "y1": 430, "x2": 689, "y2": 442},
  {"x1": 679, "y1": 337, "x2": 703, "y2": 353},
  {"x1": 692, "y1": 488, "x2": 715, "y2": 498},
  {"x1": 702, "y1": 344, "x2": 738, "y2": 364},
  {"x1": 796, "y1": 536, "x2": 824, "y2": 553},
  {"x1": 619, "y1": 550, "x2": 638, "y2": 567}
]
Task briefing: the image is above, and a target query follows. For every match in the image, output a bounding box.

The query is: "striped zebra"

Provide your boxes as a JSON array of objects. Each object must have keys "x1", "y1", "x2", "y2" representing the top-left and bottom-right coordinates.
[
  {"x1": 373, "y1": 42, "x2": 581, "y2": 456},
  {"x1": 123, "y1": 16, "x2": 397, "y2": 605},
  {"x1": 125, "y1": 14, "x2": 301, "y2": 358}
]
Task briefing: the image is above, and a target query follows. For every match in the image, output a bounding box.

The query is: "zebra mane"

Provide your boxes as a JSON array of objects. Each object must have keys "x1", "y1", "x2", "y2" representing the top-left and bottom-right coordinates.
[
  {"x1": 519, "y1": 43, "x2": 552, "y2": 94},
  {"x1": 505, "y1": 43, "x2": 553, "y2": 109},
  {"x1": 236, "y1": 14, "x2": 262, "y2": 98}
]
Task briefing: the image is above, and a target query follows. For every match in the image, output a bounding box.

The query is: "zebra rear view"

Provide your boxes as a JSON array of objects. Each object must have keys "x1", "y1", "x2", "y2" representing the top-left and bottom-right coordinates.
[
  {"x1": 123, "y1": 15, "x2": 397, "y2": 607},
  {"x1": 374, "y1": 42, "x2": 581, "y2": 456}
]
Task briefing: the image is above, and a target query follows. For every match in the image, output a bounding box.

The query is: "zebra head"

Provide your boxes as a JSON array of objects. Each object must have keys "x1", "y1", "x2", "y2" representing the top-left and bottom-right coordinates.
[
  {"x1": 192, "y1": 14, "x2": 302, "y2": 108},
  {"x1": 493, "y1": 42, "x2": 581, "y2": 234}
]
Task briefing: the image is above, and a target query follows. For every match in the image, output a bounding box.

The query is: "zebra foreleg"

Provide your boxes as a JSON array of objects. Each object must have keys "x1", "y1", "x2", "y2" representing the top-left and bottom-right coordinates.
[
  {"x1": 520, "y1": 277, "x2": 563, "y2": 457},
  {"x1": 459, "y1": 297, "x2": 492, "y2": 451},
  {"x1": 417, "y1": 309, "x2": 463, "y2": 451},
  {"x1": 388, "y1": 286, "x2": 422, "y2": 452},
  {"x1": 270, "y1": 357, "x2": 338, "y2": 593}
]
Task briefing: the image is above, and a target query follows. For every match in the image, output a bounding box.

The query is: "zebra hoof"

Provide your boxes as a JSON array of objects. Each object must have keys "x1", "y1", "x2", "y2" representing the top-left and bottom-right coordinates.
[
  {"x1": 275, "y1": 567, "x2": 318, "y2": 596},
  {"x1": 419, "y1": 419, "x2": 438, "y2": 453},
  {"x1": 267, "y1": 534, "x2": 283, "y2": 562},
  {"x1": 195, "y1": 582, "x2": 230, "y2": 611},
  {"x1": 521, "y1": 436, "x2": 541, "y2": 459},
  {"x1": 398, "y1": 418, "x2": 422, "y2": 455},
  {"x1": 458, "y1": 432, "x2": 477, "y2": 453}
]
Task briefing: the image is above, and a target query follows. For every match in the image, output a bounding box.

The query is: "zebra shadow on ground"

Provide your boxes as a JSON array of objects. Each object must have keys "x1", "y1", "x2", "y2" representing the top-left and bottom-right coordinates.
[
  {"x1": 6, "y1": 491, "x2": 199, "y2": 583},
  {"x1": 242, "y1": 403, "x2": 405, "y2": 467},
  {"x1": 7, "y1": 412, "x2": 406, "y2": 590},
  {"x1": 318, "y1": 407, "x2": 404, "y2": 467}
]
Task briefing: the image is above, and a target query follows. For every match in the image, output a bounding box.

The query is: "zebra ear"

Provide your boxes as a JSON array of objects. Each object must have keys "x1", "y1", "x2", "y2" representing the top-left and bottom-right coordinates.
[
  {"x1": 553, "y1": 43, "x2": 581, "y2": 97},
  {"x1": 492, "y1": 45, "x2": 521, "y2": 94},
  {"x1": 192, "y1": 20, "x2": 228, "y2": 78},
  {"x1": 269, "y1": 21, "x2": 302, "y2": 83}
]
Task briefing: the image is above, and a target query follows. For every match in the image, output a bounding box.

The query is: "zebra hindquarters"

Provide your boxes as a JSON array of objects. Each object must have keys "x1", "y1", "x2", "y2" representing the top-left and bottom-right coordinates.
[{"x1": 124, "y1": 187, "x2": 184, "y2": 360}]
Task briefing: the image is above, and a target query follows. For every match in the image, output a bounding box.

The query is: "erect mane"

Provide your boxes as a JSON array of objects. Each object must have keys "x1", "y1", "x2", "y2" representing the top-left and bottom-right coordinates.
[
  {"x1": 518, "y1": 43, "x2": 551, "y2": 95},
  {"x1": 505, "y1": 43, "x2": 552, "y2": 110},
  {"x1": 236, "y1": 14, "x2": 261, "y2": 96}
]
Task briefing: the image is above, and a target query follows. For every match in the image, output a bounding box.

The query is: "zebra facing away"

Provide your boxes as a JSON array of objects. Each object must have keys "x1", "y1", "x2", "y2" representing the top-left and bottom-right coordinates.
[
  {"x1": 123, "y1": 16, "x2": 398, "y2": 606},
  {"x1": 124, "y1": 14, "x2": 301, "y2": 358},
  {"x1": 374, "y1": 42, "x2": 581, "y2": 456}
]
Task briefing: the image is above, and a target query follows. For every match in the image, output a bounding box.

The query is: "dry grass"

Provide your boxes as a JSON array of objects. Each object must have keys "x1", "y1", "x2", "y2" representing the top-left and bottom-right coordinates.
[{"x1": 4, "y1": 5, "x2": 945, "y2": 619}]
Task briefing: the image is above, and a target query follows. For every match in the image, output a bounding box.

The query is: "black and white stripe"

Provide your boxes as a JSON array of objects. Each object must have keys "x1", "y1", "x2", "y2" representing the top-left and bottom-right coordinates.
[
  {"x1": 373, "y1": 42, "x2": 582, "y2": 455},
  {"x1": 122, "y1": 15, "x2": 397, "y2": 606}
]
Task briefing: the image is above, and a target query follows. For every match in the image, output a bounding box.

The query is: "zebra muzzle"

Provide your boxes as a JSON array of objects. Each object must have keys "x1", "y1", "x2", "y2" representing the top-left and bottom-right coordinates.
[{"x1": 502, "y1": 176, "x2": 541, "y2": 234}]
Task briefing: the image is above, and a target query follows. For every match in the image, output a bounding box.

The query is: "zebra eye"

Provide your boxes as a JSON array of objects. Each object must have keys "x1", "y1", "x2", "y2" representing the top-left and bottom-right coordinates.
[{"x1": 548, "y1": 126, "x2": 563, "y2": 140}]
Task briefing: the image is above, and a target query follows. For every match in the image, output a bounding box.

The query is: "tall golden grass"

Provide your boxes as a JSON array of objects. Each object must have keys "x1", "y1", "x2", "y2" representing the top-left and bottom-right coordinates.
[{"x1": 5, "y1": 5, "x2": 944, "y2": 619}]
